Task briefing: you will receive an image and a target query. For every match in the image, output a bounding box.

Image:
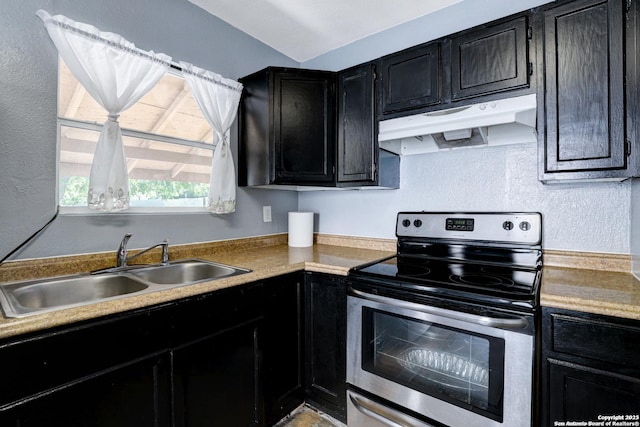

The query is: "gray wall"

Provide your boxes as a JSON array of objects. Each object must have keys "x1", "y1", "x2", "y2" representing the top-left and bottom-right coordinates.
[
  {"x1": 1, "y1": 0, "x2": 633, "y2": 260},
  {"x1": 0, "y1": 0, "x2": 298, "y2": 260}
]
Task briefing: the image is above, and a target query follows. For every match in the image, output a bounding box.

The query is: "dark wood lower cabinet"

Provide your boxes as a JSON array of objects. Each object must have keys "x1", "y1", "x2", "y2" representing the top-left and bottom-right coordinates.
[
  {"x1": 0, "y1": 271, "x2": 344, "y2": 426},
  {"x1": 173, "y1": 320, "x2": 262, "y2": 427},
  {"x1": 304, "y1": 272, "x2": 347, "y2": 422},
  {"x1": 263, "y1": 273, "x2": 305, "y2": 426},
  {"x1": 548, "y1": 358, "x2": 640, "y2": 422},
  {"x1": 0, "y1": 353, "x2": 170, "y2": 427},
  {"x1": 542, "y1": 307, "x2": 640, "y2": 425}
]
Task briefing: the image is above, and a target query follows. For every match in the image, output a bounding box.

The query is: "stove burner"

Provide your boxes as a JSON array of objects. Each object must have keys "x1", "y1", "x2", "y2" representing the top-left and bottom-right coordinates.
[
  {"x1": 449, "y1": 273, "x2": 515, "y2": 287},
  {"x1": 397, "y1": 265, "x2": 431, "y2": 278}
]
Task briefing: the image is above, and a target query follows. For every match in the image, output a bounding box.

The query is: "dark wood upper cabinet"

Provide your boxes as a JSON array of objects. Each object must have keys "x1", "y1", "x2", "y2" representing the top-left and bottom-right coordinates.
[
  {"x1": 274, "y1": 70, "x2": 336, "y2": 184},
  {"x1": 337, "y1": 63, "x2": 376, "y2": 185},
  {"x1": 238, "y1": 67, "x2": 336, "y2": 186},
  {"x1": 539, "y1": 0, "x2": 632, "y2": 181},
  {"x1": 451, "y1": 16, "x2": 531, "y2": 100},
  {"x1": 239, "y1": 66, "x2": 398, "y2": 189},
  {"x1": 379, "y1": 42, "x2": 442, "y2": 115}
]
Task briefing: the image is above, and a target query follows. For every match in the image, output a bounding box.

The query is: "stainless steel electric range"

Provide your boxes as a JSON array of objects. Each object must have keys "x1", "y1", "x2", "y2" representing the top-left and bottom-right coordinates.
[{"x1": 346, "y1": 212, "x2": 542, "y2": 427}]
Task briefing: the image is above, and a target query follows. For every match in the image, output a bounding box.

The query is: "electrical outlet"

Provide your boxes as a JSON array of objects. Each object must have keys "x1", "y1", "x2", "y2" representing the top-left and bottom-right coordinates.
[{"x1": 263, "y1": 206, "x2": 272, "y2": 222}]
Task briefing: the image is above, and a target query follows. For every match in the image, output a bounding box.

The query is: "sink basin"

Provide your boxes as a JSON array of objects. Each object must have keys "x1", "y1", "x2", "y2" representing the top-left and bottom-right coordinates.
[
  {"x1": 129, "y1": 259, "x2": 251, "y2": 285},
  {"x1": 0, "y1": 259, "x2": 251, "y2": 318},
  {"x1": 0, "y1": 275, "x2": 148, "y2": 317}
]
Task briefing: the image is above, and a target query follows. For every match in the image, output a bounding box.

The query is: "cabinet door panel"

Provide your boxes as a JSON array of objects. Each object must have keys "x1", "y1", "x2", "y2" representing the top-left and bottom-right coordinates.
[
  {"x1": 542, "y1": 0, "x2": 626, "y2": 174},
  {"x1": 305, "y1": 273, "x2": 347, "y2": 420},
  {"x1": 548, "y1": 359, "x2": 640, "y2": 423},
  {"x1": 551, "y1": 312, "x2": 640, "y2": 368},
  {"x1": 0, "y1": 354, "x2": 170, "y2": 427},
  {"x1": 0, "y1": 305, "x2": 170, "y2": 409},
  {"x1": 263, "y1": 273, "x2": 305, "y2": 425},
  {"x1": 451, "y1": 16, "x2": 529, "y2": 99},
  {"x1": 274, "y1": 72, "x2": 335, "y2": 184},
  {"x1": 172, "y1": 321, "x2": 262, "y2": 427},
  {"x1": 380, "y1": 43, "x2": 441, "y2": 114},
  {"x1": 338, "y1": 63, "x2": 376, "y2": 184}
]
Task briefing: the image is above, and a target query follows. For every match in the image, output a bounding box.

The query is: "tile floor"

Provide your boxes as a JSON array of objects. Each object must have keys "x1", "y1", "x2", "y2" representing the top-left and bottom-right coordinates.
[{"x1": 274, "y1": 405, "x2": 345, "y2": 427}]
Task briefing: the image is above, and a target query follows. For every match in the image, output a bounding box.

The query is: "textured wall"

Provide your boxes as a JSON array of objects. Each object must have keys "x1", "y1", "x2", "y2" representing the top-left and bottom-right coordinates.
[
  {"x1": 0, "y1": 0, "x2": 298, "y2": 260},
  {"x1": 299, "y1": 143, "x2": 631, "y2": 253}
]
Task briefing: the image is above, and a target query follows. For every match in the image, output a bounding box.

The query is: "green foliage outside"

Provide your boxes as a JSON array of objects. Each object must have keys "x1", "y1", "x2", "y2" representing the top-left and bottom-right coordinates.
[{"x1": 60, "y1": 176, "x2": 209, "y2": 207}]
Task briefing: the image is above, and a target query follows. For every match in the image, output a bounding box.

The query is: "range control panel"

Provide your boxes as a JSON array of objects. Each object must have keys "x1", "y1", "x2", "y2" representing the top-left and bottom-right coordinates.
[{"x1": 396, "y1": 212, "x2": 541, "y2": 245}]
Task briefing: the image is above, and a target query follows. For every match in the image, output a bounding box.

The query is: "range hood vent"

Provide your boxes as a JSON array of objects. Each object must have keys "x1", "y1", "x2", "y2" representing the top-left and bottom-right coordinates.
[{"x1": 378, "y1": 94, "x2": 537, "y2": 156}]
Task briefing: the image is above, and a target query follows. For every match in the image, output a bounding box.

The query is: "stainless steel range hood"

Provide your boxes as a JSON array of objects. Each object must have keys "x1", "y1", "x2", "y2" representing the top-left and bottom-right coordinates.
[{"x1": 378, "y1": 94, "x2": 537, "y2": 156}]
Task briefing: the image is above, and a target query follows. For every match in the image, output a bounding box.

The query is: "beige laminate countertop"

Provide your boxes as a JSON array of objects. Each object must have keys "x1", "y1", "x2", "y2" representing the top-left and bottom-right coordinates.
[
  {"x1": 2, "y1": 236, "x2": 640, "y2": 340},
  {"x1": 541, "y1": 266, "x2": 640, "y2": 320},
  {"x1": 0, "y1": 238, "x2": 394, "y2": 340}
]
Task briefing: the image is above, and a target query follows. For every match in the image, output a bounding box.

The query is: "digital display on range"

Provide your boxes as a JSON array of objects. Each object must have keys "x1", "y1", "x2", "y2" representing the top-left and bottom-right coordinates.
[{"x1": 445, "y1": 218, "x2": 474, "y2": 231}]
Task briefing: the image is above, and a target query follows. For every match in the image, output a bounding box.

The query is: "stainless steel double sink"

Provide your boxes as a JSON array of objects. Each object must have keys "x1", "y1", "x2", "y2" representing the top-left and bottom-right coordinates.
[{"x1": 0, "y1": 259, "x2": 251, "y2": 318}]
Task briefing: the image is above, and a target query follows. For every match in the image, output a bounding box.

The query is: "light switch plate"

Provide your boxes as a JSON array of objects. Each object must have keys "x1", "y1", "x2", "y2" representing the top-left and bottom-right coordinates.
[{"x1": 263, "y1": 206, "x2": 272, "y2": 222}]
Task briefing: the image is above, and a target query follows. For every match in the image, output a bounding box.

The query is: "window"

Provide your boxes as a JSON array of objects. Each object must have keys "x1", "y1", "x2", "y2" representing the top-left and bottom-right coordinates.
[{"x1": 57, "y1": 58, "x2": 215, "y2": 210}]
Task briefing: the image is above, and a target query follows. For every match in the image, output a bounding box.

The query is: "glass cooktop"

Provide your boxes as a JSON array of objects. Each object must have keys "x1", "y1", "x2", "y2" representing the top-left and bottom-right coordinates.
[{"x1": 350, "y1": 255, "x2": 541, "y2": 300}]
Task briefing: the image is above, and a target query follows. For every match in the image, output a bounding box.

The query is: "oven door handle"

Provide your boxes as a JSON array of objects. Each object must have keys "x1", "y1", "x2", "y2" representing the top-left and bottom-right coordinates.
[
  {"x1": 349, "y1": 392, "x2": 436, "y2": 427},
  {"x1": 349, "y1": 287, "x2": 529, "y2": 329}
]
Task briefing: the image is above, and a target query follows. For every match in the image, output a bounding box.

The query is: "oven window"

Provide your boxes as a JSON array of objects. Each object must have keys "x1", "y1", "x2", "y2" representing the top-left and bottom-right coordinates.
[{"x1": 361, "y1": 308, "x2": 505, "y2": 421}]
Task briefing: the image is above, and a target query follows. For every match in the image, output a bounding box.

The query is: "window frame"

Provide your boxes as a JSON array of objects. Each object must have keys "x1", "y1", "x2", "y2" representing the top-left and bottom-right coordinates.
[{"x1": 56, "y1": 66, "x2": 217, "y2": 215}]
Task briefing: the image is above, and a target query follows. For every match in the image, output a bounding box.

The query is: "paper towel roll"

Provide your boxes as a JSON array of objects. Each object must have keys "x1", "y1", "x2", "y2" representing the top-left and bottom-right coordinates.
[{"x1": 288, "y1": 212, "x2": 314, "y2": 247}]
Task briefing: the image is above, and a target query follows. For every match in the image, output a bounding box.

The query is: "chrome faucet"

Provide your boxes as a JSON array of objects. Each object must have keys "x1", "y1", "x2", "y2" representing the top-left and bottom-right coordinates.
[{"x1": 117, "y1": 233, "x2": 169, "y2": 267}]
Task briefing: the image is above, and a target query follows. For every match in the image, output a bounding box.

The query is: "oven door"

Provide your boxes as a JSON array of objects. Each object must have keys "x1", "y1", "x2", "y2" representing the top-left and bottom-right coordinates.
[{"x1": 346, "y1": 288, "x2": 534, "y2": 427}]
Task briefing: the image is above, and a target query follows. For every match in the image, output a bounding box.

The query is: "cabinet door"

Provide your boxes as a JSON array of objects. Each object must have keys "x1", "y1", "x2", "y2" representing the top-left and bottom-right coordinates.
[
  {"x1": 304, "y1": 272, "x2": 347, "y2": 421},
  {"x1": 263, "y1": 273, "x2": 305, "y2": 425},
  {"x1": 548, "y1": 359, "x2": 640, "y2": 423},
  {"x1": 540, "y1": 0, "x2": 626, "y2": 179},
  {"x1": 273, "y1": 70, "x2": 336, "y2": 185},
  {"x1": 337, "y1": 63, "x2": 376, "y2": 184},
  {"x1": 541, "y1": 307, "x2": 640, "y2": 426},
  {"x1": 172, "y1": 321, "x2": 262, "y2": 427},
  {"x1": 0, "y1": 354, "x2": 170, "y2": 427},
  {"x1": 380, "y1": 43, "x2": 441, "y2": 114},
  {"x1": 451, "y1": 16, "x2": 530, "y2": 100}
]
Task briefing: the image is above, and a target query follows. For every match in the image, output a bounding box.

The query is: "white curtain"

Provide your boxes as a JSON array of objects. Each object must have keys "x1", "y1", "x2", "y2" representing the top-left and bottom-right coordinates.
[
  {"x1": 37, "y1": 10, "x2": 171, "y2": 212},
  {"x1": 179, "y1": 61, "x2": 243, "y2": 214}
]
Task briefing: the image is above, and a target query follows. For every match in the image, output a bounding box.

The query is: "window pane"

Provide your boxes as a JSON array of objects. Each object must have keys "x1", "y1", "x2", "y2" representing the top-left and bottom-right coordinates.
[
  {"x1": 59, "y1": 126, "x2": 212, "y2": 207},
  {"x1": 58, "y1": 59, "x2": 213, "y2": 143},
  {"x1": 58, "y1": 57, "x2": 216, "y2": 209}
]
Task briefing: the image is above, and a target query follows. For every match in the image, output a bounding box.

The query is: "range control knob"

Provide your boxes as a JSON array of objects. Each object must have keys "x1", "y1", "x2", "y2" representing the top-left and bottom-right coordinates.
[
  {"x1": 402, "y1": 219, "x2": 411, "y2": 227},
  {"x1": 414, "y1": 219, "x2": 423, "y2": 228},
  {"x1": 502, "y1": 221, "x2": 514, "y2": 231},
  {"x1": 519, "y1": 221, "x2": 531, "y2": 231}
]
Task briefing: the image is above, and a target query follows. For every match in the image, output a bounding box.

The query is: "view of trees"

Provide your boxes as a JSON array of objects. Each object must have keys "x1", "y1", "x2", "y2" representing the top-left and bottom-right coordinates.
[{"x1": 60, "y1": 176, "x2": 209, "y2": 207}]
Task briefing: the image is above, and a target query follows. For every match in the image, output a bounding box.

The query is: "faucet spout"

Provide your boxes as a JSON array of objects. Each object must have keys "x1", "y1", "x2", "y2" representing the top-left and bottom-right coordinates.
[
  {"x1": 116, "y1": 233, "x2": 169, "y2": 268},
  {"x1": 117, "y1": 233, "x2": 133, "y2": 267}
]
